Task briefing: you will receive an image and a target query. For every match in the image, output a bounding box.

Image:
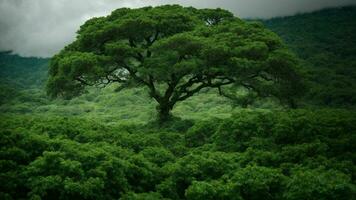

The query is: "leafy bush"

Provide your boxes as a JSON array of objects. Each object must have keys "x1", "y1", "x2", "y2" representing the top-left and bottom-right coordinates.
[{"x1": 284, "y1": 168, "x2": 355, "y2": 200}]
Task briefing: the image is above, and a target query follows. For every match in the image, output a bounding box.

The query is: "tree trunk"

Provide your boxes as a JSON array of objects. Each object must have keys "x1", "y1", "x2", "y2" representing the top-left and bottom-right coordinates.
[
  {"x1": 157, "y1": 102, "x2": 173, "y2": 123},
  {"x1": 288, "y1": 98, "x2": 298, "y2": 109}
]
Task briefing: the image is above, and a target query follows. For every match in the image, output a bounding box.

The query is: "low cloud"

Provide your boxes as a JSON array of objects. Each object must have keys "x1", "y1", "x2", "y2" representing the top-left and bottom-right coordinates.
[{"x1": 1, "y1": 0, "x2": 355, "y2": 57}]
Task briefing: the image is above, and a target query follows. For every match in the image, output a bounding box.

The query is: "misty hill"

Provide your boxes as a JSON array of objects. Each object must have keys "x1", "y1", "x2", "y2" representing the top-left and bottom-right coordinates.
[
  {"x1": 264, "y1": 6, "x2": 356, "y2": 106},
  {"x1": 0, "y1": 51, "x2": 48, "y2": 88},
  {"x1": 0, "y1": 51, "x2": 48, "y2": 104},
  {"x1": 265, "y1": 6, "x2": 356, "y2": 60}
]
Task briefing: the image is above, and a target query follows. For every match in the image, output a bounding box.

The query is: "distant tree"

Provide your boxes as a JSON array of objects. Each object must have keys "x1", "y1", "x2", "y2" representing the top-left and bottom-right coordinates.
[{"x1": 47, "y1": 5, "x2": 304, "y2": 122}]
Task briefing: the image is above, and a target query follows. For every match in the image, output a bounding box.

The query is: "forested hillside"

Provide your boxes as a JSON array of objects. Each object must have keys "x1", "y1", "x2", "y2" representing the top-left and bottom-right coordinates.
[
  {"x1": 0, "y1": 51, "x2": 48, "y2": 88},
  {"x1": 1, "y1": 6, "x2": 355, "y2": 200},
  {"x1": 0, "y1": 51, "x2": 48, "y2": 105},
  {"x1": 264, "y1": 6, "x2": 356, "y2": 107}
]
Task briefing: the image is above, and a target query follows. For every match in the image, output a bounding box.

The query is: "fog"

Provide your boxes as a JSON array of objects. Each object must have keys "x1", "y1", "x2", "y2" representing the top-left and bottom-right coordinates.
[{"x1": 1, "y1": 0, "x2": 355, "y2": 57}]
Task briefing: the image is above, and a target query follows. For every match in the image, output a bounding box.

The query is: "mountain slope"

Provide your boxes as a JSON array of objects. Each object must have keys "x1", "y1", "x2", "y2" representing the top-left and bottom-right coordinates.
[
  {"x1": 0, "y1": 51, "x2": 48, "y2": 88},
  {"x1": 264, "y1": 6, "x2": 356, "y2": 106},
  {"x1": 0, "y1": 51, "x2": 48, "y2": 104}
]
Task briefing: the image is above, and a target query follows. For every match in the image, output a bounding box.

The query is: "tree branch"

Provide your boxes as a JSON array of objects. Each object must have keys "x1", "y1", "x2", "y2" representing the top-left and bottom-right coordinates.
[
  {"x1": 75, "y1": 77, "x2": 95, "y2": 86},
  {"x1": 147, "y1": 75, "x2": 162, "y2": 101},
  {"x1": 176, "y1": 79, "x2": 234, "y2": 102}
]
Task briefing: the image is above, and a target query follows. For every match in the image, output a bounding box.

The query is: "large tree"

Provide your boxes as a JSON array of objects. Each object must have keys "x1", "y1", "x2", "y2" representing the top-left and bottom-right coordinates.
[{"x1": 47, "y1": 5, "x2": 304, "y2": 122}]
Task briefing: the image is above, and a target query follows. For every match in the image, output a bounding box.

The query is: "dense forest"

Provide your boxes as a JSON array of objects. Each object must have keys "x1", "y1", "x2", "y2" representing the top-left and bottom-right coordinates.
[
  {"x1": 264, "y1": 6, "x2": 356, "y2": 107},
  {"x1": 1, "y1": 6, "x2": 356, "y2": 200}
]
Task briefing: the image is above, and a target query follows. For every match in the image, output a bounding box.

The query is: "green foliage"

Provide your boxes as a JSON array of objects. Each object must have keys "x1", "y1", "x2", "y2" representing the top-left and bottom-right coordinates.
[
  {"x1": 1, "y1": 5, "x2": 356, "y2": 200},
  {"x1": 0, "y1": 51, "x2": 48, "y2": 105},
  {"x1": 0, "y1": 51, "x2": 48, "y2": 88},
  {"x1": 185, "y1": 119, "x2": 221, "y2": 147},
  {"x1": 185, "y1": 181, "x2": 221, "y2": 200},
  {"x1": 229, "y1": 165, "x2": 285, "y2": 200},
  {"x1": 213, "y1": 110, "x2": 275, "y2": 152},
  {"x1": 284, "y1": 168, "x2": 355, "y2": 200},
  {"x1": 140, "y1": 147, "x2": 175, "y2": 167},
  {"x1": 47, "y1": 5, "x2": 303, "y2": 121},
  {"x1": 1, "y1": 109, "x2": 356, "y2": 199},
  {"x1": 264, "y1": 6, "x2": 356, "y2": 107},
  {"x1": 121, "y1": 192, "x2": 166, "y2": 200}
]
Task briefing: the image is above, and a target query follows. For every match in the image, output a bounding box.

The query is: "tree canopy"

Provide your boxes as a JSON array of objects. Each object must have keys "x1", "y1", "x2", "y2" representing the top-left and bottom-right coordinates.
[{"x1": 47, "y1": 5, "x2": 304, "y2": 121}]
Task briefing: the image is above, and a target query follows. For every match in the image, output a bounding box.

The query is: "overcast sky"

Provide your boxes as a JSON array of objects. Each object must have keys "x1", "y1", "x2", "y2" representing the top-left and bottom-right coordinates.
[{"x1": 1, "y1": 0, "x2": 355, "y2": 57}]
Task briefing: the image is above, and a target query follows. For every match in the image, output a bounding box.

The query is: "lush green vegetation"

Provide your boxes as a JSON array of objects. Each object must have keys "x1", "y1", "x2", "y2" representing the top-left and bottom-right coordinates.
[
  {"x1": 47, "y1": 6, "x2": 303, "y2": 122},
  {"x1": 0, "y1": 51, "x2": 48, "y2": 105},
  {"x1": 1, "y1": 110, "x2": 355, "y2": 199},
  {"x1": 1, "y1": 5, "x2": 356, "y2": 200},
  {"x1": 264, "y1": 6, "x2": 356, "y2": 107}
]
